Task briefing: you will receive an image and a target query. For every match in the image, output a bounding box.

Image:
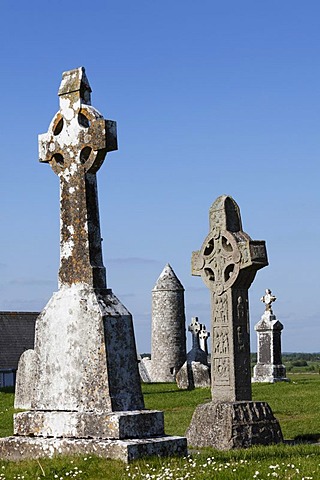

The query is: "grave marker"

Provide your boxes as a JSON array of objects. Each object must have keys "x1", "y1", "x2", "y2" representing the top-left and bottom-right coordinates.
[
  {"x1": 188, "y1": 317, "x2": 202, "y2": 351},
  {"x1": 252, "y1": 290, "x2": 289, "y2": 383},
  {"x1": 186, "y1": 195, "x2": 283, "y2": 449},
  {"x1": 198, "y1": 324, "x2": 210, "y2": 355},
  {"x1": 0, "y1": 68, "x2": 187, "y2": 462},
  {"x1": 176, "y1": 317, "x2": 210, "y2": 389}
]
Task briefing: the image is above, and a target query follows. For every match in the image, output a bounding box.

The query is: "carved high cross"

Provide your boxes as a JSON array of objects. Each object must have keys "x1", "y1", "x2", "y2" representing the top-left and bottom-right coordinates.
[
  {"x1": 39, "y1": 67, "x2": 117, "y2": 288},
  {"x1": 191, "y1": 195, "x2": 268, "y2": 402}
]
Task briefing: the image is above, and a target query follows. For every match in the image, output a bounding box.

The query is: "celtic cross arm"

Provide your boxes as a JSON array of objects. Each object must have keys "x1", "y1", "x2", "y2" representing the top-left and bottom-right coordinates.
[{"x1": 38, "y1": 67, "x2": 117, "y2": 176}]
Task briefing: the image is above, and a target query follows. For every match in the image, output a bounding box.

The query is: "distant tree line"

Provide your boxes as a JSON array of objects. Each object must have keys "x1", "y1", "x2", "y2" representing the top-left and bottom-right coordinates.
[
  {"x1": 282, "y1": 353, "x2": 320, "y2": 362},
  {"x1": 251, "y1": 352, "x2": 320, "y2": 373}
]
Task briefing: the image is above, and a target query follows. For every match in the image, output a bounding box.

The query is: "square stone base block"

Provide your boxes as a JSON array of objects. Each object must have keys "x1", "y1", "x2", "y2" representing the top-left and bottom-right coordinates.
[
  {"x1": 0, "y1": 435, "x2": 188, "y2": 463},
  {"x1": 252, "y1": 364, "x2": 290, "y2": 383},
  {"x1": 186, "y1": 401, "x2": 283, "y2": 450},
  {"x1": 14, "y1": 410, "x2": 164, "y2": 439}
]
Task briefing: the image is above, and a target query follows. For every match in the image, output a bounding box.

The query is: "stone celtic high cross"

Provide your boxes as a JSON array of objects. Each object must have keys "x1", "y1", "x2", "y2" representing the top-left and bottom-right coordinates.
[
  {"x1": 39, "y1": 67, "x2": 117, "y2": 288},
  {"x1": 187, "y1": 195, "x2": 283, "y2": 450},
  {"x1": 8, "y1": 68, "x2": 187, "y2": 462},
  {"x1": 191, "y1": 195, "x2": 268, "y2": 401},
  {"x1": 15, "y1": 67, "x2": 144, "y2": 416}
]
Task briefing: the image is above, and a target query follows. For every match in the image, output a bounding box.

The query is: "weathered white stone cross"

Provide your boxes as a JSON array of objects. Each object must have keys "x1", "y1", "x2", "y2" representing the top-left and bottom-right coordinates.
[
  {"x1": 11, "y1": 68, "x2": 188, "y2": 461},
  {"x1": 39, "y1": 67, "x2": 117, "y2": 288},
  {"x1": 261, "y1": 289, "x2": 276, "y2": 313},
  {"x1": 198, "y1": 325, "x2": 210, "y2": 354}
]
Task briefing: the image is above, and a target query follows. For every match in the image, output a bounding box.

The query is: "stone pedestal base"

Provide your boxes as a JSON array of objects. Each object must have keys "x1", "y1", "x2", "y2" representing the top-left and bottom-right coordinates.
[
  {"x1": 14, "y1": 285, "x2": 146, "y2": 414},
  {"x1": 14, "y1": 410, "x2": 164, "y2": 439},
  {"x1": 186, "y1": 401, "x2": 283, "y2": 449},
  {"x1": 252, "y1": 364, "x2": 290, "y2": 383},
  {"x1": 253, "y1": 311, "x2": 288, "y2": 384},
  {"x1": 0, "y1": 435, "x2": 187, "y2": 463}
]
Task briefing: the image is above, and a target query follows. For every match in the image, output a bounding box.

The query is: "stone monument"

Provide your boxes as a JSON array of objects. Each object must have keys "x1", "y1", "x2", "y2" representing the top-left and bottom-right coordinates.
[
  {"x1": 142, "y1": 264, "x2": 187, "y2": 382},
  {"x1": 186, "y1": 317, "x2": 209, "y2": 365},
  {"x1": 0, "y1": 67, "x2": 187, "y2": 462},
  {"x1": 186, "y1": 195, "x2": 283, "y2": 449},
  {"x1": 199, "y1": 323, "x2": 210, "y2": 356},
  {"x1": 176, "y1": 317, "x2": 210, "y2": 389},
  {"x1": 137, "y1": 354, "x2": 152, "y2": 383},
  {"x1": 252, "y1": 290, "x2": 289, "y2": 383}
]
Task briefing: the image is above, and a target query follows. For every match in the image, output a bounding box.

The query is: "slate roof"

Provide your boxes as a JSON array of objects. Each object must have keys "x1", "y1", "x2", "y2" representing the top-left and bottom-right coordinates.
[{"x1": 0, "y1": 312, "x2": 38, "y2": 370}]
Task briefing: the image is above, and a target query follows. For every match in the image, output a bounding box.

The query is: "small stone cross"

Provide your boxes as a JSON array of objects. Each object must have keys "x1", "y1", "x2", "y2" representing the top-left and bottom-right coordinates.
[
  {"x1": 191, "y1": 195, "x2": 268, "y2": 402},
  {"x1": 261, "y1": 289, "x2": 276, "y2": 314},
  {"x1": 38, "y1": 67, "x2": 117, "y2": 288},
  {"x1": 188, "y1": 317, "x2": 201, "y2": 350},
  {"x1": 198, "y1": 325, "x2": 210, "y2": 355}
]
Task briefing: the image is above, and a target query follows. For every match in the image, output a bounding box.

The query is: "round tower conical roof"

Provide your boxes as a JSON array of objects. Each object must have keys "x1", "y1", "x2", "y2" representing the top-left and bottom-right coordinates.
[{"x1": 152, "y1": 263, "x2": 184, "y2": 291}]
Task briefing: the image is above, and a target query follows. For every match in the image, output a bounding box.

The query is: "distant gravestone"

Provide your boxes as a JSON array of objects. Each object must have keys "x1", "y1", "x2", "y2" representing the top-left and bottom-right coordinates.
[
  {"x1": 0, "y1": 68, "x2": 187, "y2": 462},
  {"x1": 186, "y1": 195, "x2": 283, "y2": 449},
  {"x1": 199, "y1": 324, "x2": 210, "y2": 355},
  {"x1": 176, "y1": 317, "x2": 210, "y2": 389},
  {"x1": 14, "y1": 349, "x2": 37, "y2": 410},
  {"x1": 137, "y1": 354, "x2": 152, "y2": 383},
  {"x1": 187, "y1": 317, "x2": 208, "y2": 365},
  {"x1": 145, "y1": 264, "x2": 187, "y2": 382},
  {"x1": 252, "y1": 290, "x2": 289, "y2": 383}
]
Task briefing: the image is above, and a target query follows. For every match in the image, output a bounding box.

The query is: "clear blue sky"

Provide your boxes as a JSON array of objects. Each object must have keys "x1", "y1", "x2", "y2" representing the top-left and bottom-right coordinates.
[{"x1": 1, "y1": 1, "x2": 319, "y2": 353}]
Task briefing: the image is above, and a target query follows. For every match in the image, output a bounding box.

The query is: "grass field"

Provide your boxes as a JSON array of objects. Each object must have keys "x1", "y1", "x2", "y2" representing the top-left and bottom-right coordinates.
[{"x1": 0, "y1": 374, "x2": 318, "y2": 479}]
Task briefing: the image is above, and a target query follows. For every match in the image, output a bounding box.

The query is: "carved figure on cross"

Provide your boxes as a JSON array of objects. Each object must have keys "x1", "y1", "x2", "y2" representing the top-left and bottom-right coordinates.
[{"x1": 261, "y1": 289, "x2": 276, "y2": 314}]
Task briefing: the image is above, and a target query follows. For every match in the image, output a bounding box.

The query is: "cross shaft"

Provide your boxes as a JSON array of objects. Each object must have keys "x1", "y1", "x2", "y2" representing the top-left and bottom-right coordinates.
[{"x1": 38, "y1": 68, "x2": 117, "y2": 288}]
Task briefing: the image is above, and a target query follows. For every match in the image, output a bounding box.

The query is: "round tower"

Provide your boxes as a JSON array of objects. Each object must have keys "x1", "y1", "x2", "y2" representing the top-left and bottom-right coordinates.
[{"x1": 151, "y1": 264, "x2": 187, "y2": 382}]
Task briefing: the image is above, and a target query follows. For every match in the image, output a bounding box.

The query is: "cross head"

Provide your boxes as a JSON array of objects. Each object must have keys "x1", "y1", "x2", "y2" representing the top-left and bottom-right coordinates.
[
  {"x1": 188, "y1": 317, "x2": 202, "y2": 350},
  {"x1": 38, "y1": 67, "x2": 117, "y2": 288}
]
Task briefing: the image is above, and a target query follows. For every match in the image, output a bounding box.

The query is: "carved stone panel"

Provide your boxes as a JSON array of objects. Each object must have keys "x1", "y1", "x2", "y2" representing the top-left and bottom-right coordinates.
[
  {"x1": 213, "y1": 292, "x2": 229, "y2": 324},
  {"x1": 212, "y1": 357, "x2": 230, "y2": 386}
]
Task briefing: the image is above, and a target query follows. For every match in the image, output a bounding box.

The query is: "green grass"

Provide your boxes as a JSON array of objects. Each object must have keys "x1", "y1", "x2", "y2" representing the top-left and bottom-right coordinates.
[
  {"x1": 125, "y1": 444, "x2": 320, "y2": 479},
  {"x1": 0, "y1": 388, "x2": 14, "y2": 438},
  {"x1": 0, "y1": 374, "x2": 318, "y2": 479},
  {"x1": 142, "y1": 382, "x2": 211, "y2": 436},
  {"x1": 252, "y1": 374, "x2": 320, "y2": 441},
  {"x1": 0, "y1": 445, "x2": 319, "y2": 479},
  {"x1": 0, "y1": 456, "x2": 128, "y2": 479},
  {"x1": 143, "y1": 374, "x2": 320, "y2": 441}
]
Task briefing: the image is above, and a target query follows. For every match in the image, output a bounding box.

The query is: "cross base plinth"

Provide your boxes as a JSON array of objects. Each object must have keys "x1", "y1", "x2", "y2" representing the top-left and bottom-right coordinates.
[
  {"x1": 0, "y1": 436, "x2": 188, "y2": 463},
  {"x1": 15, "y1": 285, "x2": 146, "y2": 413},
  {"x1": 14, "y1": 410, "x2": 165, "y2": 439},
  {"x1": 252, "y1": 364, "x2": 290, "y2": 383},
  {"x1": 252, "y1": 311, "x2": 289, "y2": 384},
  {"x1": 186, "y1": 401, "x2": 283, "y2": 450}
]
